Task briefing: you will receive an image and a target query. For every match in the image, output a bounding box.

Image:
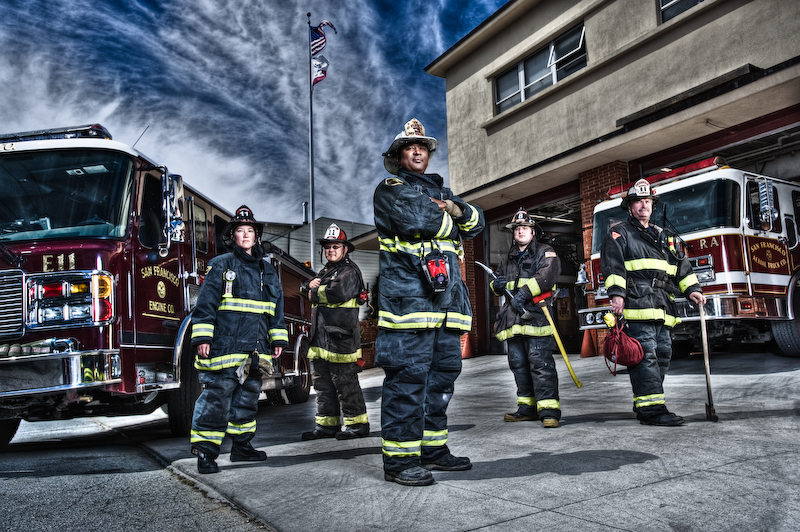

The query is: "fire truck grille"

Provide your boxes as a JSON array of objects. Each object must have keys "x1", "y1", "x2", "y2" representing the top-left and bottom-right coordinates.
[{"x1": 0, "y1": 271, "x2": 24, "y2": 340}]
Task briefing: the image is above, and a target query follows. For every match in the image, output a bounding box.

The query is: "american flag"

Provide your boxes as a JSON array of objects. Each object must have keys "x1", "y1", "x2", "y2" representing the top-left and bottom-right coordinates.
[{"x1": 310, "y1": 20, "x2": 336, "y2": 56}]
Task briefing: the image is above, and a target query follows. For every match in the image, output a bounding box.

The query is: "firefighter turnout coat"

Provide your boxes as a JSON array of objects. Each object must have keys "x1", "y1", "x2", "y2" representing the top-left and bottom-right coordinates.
[
  {"x1": 191, "y1": 245, "x2": 289, "y2": 370},
  {"x1": 492, "y1": 240, "x2": 562, "y2": 420},
  {"x1": 601, "y1": 216, "x2": 701, "y2": 327},
  {"x1": 373, "y1": 168, "x2": 485, "y2": 331},
  {"x1": 373, "y1": 167, "x2": 484, "y2": 472},
  {"x1": 492, "y1": 241, "x2": 561, "y2": 340},
  {"x1": 301, "y1": 257, "x2": 364, "y2": 363}
]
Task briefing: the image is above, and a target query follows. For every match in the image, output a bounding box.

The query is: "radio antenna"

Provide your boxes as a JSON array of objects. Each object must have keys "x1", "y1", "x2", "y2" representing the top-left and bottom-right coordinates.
[{"x1": 132, "y1": 125, "x2": 150, "y2": 148}]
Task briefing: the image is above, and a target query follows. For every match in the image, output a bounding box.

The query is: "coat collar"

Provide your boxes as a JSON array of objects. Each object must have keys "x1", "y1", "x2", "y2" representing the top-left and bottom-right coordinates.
[{"x1": 398, "y1": 168, "x2": 443, "y2": 189}]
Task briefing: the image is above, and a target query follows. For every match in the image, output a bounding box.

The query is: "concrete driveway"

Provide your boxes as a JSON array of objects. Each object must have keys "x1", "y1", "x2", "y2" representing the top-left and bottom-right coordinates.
[{"x1": 145, "y1": 349, "x2": 800, "y2": 532}]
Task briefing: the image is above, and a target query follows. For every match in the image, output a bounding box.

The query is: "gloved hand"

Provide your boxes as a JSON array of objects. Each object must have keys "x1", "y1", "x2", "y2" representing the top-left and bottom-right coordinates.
[
  {"x1": 443, "y1": 199, "x2": 463, "y2": 218},
  {"x1": 258, "y1": 355, "x2": 274, "y2": 376},
  {"x1": 511, "y1": 290, "x2": 528, "y2": 316},
  {"x1": 491, "y1": 276, "x2": 507, "y2": 293}
]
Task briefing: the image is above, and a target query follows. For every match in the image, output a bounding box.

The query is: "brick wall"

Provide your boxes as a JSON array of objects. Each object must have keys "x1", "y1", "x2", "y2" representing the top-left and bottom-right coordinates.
[
  {"x1": 578, "y1": 161, "x2": 629, "y2": 353},
  {"x1": 461, "y1": 239, "x2": 478, "y2": 358},
  {"x1": 359, "y1": 318, "x2": 377, "y2": 369}
]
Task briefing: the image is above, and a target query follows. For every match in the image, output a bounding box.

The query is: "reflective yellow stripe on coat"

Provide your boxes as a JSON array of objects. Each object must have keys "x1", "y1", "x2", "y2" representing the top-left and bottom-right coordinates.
[
  {"x1": 379, "y1": 237, "x2": 461, "y2": 257},
  {"x1": 217, "y1": 297, "x2": 276, "y2": 315}
]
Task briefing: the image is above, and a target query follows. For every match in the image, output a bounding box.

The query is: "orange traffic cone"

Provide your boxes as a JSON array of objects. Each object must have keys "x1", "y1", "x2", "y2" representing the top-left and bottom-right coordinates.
[
  {"x1": 461, "y1": 335, "x2": 475, "y2": 359},
  {"x1": 580, "y1": 329, "x2": 597, "y2": 358}
]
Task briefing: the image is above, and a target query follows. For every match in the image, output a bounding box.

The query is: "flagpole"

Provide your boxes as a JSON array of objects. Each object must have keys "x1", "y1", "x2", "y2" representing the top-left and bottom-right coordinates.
[{"x1": 307, "y1": 12, "x2": 316, "y2": 272}]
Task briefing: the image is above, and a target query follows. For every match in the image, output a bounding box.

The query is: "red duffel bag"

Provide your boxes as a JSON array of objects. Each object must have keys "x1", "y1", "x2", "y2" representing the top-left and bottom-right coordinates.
[{"x1": 603, "y1": 314, "x2": 644, "y2": 376}]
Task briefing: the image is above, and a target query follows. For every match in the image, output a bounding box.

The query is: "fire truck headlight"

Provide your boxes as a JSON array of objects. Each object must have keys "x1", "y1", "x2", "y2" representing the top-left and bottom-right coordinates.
[
  {"x1": 586, "y1": 313, "x2": 595, "y2": 325},
  {"x1": 27, "y1": 271, "x2": 115, "y2": 329},
  {"x1": 69, "y1": 303, "x2": 92, "y2": 320},
  {"x1": 42, "y1": 306, "x2": 64, "y2": 322}
]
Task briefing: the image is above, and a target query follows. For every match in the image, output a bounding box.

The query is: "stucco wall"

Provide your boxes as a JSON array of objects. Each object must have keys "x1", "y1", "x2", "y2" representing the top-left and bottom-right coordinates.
[{"x1": 442, "y1": 0, "x2": 800, "y2": 194}]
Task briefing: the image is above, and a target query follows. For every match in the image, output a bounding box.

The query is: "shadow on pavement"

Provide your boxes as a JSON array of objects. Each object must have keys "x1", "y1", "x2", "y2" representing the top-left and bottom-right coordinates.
[{"x1": 438, "y1": 449, "x2": 658, "y2": 480}]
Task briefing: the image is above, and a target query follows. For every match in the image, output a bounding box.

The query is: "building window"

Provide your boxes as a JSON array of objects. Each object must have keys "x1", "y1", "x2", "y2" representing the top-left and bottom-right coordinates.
[
  {"x1": 494, "y1": 23, "x2": 586, "y2": 114},
  {"x1": 659, "y1": 0, "x2": 704, "y2": 24}
]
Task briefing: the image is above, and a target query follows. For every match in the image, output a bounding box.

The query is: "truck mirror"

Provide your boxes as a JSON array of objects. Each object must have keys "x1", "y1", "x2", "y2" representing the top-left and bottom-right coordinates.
[
  {"x1": 166, "y1": 174, "x2": 185, "y2": 244},
  {"x1": 158, "y1": 171, "x2": 186, "y2": 256},
  {"x1": 757, "y1": 180, "x2": 777, "y2": 232},
  {"x1": 786, "y1": 217, "x2": 799, "y2": 251}
]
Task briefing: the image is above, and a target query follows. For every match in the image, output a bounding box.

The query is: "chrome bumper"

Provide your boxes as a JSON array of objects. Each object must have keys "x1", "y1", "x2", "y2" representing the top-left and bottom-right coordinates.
[
  {"x1": 579, "y1": 295, "x2": 790, "y2": 330},
  {"x1": 0, "y1": 349, "x2": 121, "y2": 398}
]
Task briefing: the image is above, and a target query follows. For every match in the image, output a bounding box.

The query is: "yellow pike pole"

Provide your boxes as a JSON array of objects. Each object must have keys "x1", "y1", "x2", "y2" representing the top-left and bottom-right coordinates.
[{"x1": 539, "y1": 302, "x2": 582, "y2": 388}]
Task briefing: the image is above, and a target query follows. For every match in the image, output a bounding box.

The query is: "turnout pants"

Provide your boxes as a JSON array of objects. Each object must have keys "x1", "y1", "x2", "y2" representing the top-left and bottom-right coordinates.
[
  {"x1": 376, "y1": 327, "x2": 462, "y2": 473},
  {"x1": 626, "y1": 321, "x2": 672, "y2": 417},
  {"x1": 190, "y1": 361, "x2": 262, "y2": 458},
  {"x1": 506, "y1": 336, "x2": 560, "y2": 420},
  {"x1": 310, "y1": 359, "x2": 368, "y2": 432}
]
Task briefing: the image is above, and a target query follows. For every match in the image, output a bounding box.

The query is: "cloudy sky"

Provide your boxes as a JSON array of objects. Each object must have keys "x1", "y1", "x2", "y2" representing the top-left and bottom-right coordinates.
[{"x1": 0, "y1": 0, "x2": 507, "y2": 225}]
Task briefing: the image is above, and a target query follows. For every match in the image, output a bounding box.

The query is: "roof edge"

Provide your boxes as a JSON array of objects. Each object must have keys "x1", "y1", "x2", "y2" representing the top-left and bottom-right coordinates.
[{"x1": 425, "y1": 0, "x2": 540, "y2": 78}]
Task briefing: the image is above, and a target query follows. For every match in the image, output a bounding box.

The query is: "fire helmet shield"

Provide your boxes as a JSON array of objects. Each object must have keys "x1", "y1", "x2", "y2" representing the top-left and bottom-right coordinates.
[
  {"x1": 621, "y1": 178, "x2": 659, "y2": 210},
  {"x1": 222, "y1": 205, "x2": 264, "y2": 248},
  {"x1": 505, "y1": 208, "x2": 536, "y2": 229},
  {"x1": 318, "y1": 223, "x2": 355, "y2": 253},
  {"x1": 382, "y1": 118, "x2": 439, "y2": 175}
]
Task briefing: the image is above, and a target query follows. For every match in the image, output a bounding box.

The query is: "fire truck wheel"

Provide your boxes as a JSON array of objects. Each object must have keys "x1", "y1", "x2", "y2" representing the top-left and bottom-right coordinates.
[
  {"x1": 0, "y1": 419, "x2": 21, "y2": 448},
  {"x1": 772, "y1": 280, "x2": 800, "y2": 357},
  {"x1": 286, "y1": 337, "x2": 311, "y2": 404},
  {"x1": 167, "y1": 339, "x2": 202, "y2": 436},
  {"x1": 772, "y1": 286, "x2": 800, "y2": 357}
]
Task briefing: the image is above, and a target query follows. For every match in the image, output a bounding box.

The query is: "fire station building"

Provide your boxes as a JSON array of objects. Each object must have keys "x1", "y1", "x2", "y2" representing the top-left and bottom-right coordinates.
[{"x1": 425, "y1": 0, "x2": 800, "y2": 356}]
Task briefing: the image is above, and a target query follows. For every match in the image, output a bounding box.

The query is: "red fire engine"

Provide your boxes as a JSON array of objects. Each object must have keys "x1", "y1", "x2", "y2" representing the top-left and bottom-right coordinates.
[
  {"x1": 0, "y1": 124, "x2": 314, "y2": 446},
  {"x1": 579, "y1": 157, "x2": 800, "y2": 357}
]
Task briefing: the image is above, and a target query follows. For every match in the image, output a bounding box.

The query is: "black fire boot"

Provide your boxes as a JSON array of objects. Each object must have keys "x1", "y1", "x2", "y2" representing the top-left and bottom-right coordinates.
[
  {"x1": 541, "y1": 417, "x2": 560, "y2": 428},
  {"x1": 422, "y1": 454, "x2": 472, "y2": 471},
  {"x1": 384, "y1": 466, "x2": 435, "y2": 486},
  {"x1": 301, "y1": 427, "x2": 338, "y2": 441},
  {"x1": 230, "y1": 441, "x2": 267, "y2": 462},
  {"x1": 335, "y1": 423, "x2": 370, "y2": 440},
  {"x1": 503, "y1": 409, "x2": 538, "y2": 422},
  {"x1": 639, "y1": 412, "x2": 684, "y2": 426},
  {"x1": 192, "y1": 447, "x2": 219, "y2": 474}
]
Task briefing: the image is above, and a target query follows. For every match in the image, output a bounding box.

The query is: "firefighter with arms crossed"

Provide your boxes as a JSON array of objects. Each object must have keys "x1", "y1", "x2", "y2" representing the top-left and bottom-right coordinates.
[
  {"x1": 374, "y1": 118, "x2": 485, "y2": 486},
  {"x1": 300, "y1": 223, "x2": 370, "y2": 441},
  {"x1": 491, "y1": 209, "x2": 562, "y2": 427},
  {"x1": 601, "y1": 180, "x2": 705, "y2": 426},
  {"x1": 189, "y1": 206, "x2": 289, "y2": 473}
]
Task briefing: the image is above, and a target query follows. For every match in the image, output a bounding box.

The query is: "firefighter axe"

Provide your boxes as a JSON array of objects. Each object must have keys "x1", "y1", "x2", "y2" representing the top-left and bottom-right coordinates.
[
  {"x1": 699, "y1": 303, "x2": 719, "y2": 421},
  {"x1": 537, "y1": 295, "x2": 582, "y2": 389},
  {"x1": 475, "y1": 261, "x2": 533, "y2": 320}
]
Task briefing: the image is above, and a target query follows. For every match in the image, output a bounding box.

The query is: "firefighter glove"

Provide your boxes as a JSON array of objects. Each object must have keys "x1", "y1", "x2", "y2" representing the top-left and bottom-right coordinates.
[
  {"x1": 491, "y1": 277, "x2": 507, "y2": 294},
  {"x1": 236, "y1": 359, "x2": 250, "y2": 384},
  {"x1": 444, "y1": 200, "x2": 463, "y2": 218},
  {"x1": 511, "y1": 290, "x2": 529, "y2": 316},
  {"x1": 258, "y1": 355, "x2": 274, "y2": 376}
]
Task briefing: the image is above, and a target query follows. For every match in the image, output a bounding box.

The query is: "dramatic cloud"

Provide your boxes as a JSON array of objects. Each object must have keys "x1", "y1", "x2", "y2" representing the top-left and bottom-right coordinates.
[{"x1": 0, "y1": 0, "x2": 506, "y2": 225}]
